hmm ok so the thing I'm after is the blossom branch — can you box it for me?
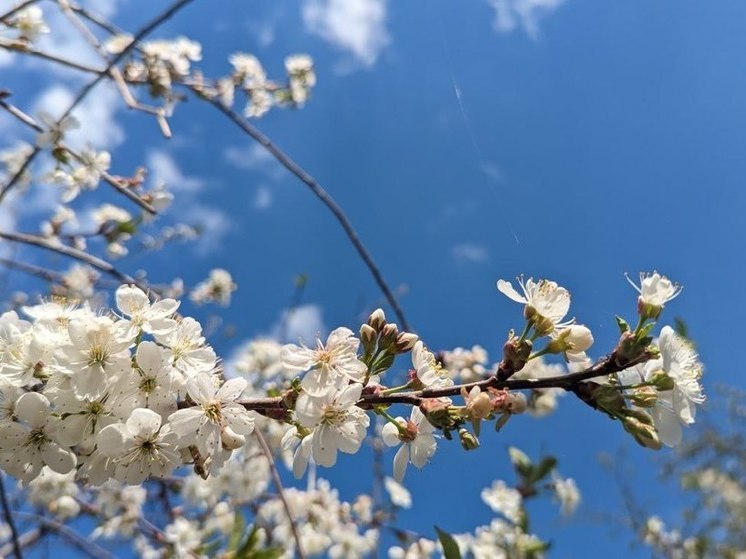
[0,229,144,288]
[13,511,116,559]
[0,97,157,214]
[0,0,194,203]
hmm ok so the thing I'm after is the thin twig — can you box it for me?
[0,229,143,288]
[196,96,413,333]
[0,41,104,73]
[0,98,157,214]
[57,0,172,137]
[0,0,194,202]
[0,0,38,23]
[253,430,306,559]
[13,511,116,559]
[0,528,42,558]
[0,256,65,283]
[0,474,23,559]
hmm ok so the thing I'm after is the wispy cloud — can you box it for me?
[272,304,326,343]
[254,185,273,210]
[486,0,565,39]
[33,83,124,149]
[145,149,231,255]
[302,0,389,68]
[147,150,204,193]
[224,143,285,180]
[452,243,489,263]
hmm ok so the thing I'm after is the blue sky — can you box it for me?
[2,0,745,556]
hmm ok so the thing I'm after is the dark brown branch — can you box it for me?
[235,350,652,412]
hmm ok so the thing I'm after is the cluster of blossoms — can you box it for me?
[0,284,254,484]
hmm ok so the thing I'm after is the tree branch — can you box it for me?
[0,474,22,559]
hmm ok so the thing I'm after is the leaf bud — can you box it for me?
[503,337,532,373]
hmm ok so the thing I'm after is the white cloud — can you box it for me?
[254,185,273,210]
[224,143,285,180]
[147,150,204,193]
[33,83,124,149]
[487,0,565,39]
[181,205,232,256]
[302,0,389,67]
[451,243,489,263]
[272,304,326,343]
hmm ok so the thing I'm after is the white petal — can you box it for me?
[312,425,338,467]
[393,444,410,483]
[497,279,528,304]
[381,421,403,447]
[410,434,436,468]
[294,393,323,428]
[126,408,162,437]
[217,377,248,402]
[116,285,149,316]
[15,392,50,428]
[97,424,127,456]
[42,442,76,474]
[168,408,204,440]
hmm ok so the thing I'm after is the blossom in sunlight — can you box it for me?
[294,383,370,468]
[115,284,179,336]
[97,408,181,484]
[169,374,254,459]
[618,325,704,447]
[0,393,76,483]
[381,407,437,483]
[59,316,134,399]
[627,271,682,319]
[497,276,572,333]
[411,341,453,389]
[282,327,367,396]
[548,323,594,362]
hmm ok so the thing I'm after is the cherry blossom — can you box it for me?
[381,407,437,483]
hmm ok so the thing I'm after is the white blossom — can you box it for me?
[282,327,367,397]
[381,407,437,483]
[497,277,572,332]
[294,383,369,468]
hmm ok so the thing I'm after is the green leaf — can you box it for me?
[435,526,462,559]
[615,315,630,334]
[227,511,246,552]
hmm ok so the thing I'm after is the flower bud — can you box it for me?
[637,297,663,321]
[420,399,455,430]
[360,323,377,354]
[508,446,531,469]
[649,371,675,391]
[629,386,657,408]
[221,426,246,450]
[378,323,399,350]
[367,308,386,332]
[622,415,662,450]
[459,428,480,451]
[394,331,419,353]
[503,337,532,373]
[461,386,493,420]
